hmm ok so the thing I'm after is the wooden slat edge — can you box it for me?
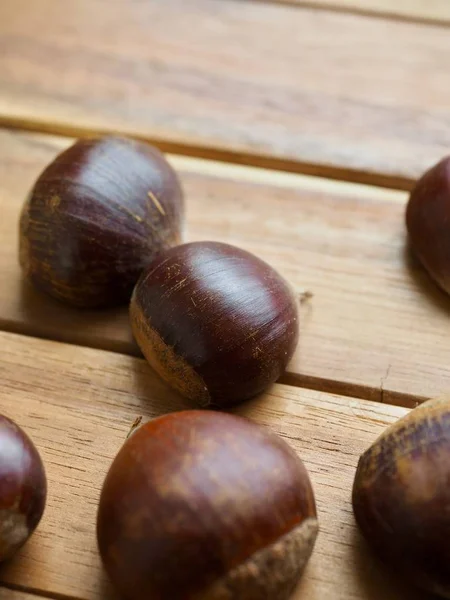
[281,372,422,409]
[0,584,69,600]
[0,111,415,192]
[252,0,450,27]
[171,154,407,201]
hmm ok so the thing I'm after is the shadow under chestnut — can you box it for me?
[352,528,438,600]
[99,571,121,600]
[18,279,140,355]
[404,242,450,317]
[131,357,192,418]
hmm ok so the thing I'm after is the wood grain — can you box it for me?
[0,330,434,600]
[0,589,50,600]
[268,0,450,25]
[0,0,450,187]
[3,129,450,407]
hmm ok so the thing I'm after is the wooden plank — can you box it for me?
[269,0,450,26]
[0,0,450,188]
[2,129,450,407]
[0,330,433,600]
[0,589,50,600]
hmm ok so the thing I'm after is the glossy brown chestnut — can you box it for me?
[97,410,318,600]
[19,136,184,308]
[406,156,450,295]
[0,415,47,561]
[130,241,299,407]
[352,397,450,598]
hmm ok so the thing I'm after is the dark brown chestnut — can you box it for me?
[352,397,450,598]
[97,410,318,600]
[406,156,450,295]
[0,415,47,561]
[19,136,184,308]
[130,241,299,407]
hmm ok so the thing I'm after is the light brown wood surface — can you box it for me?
[0,590,49,600]
[0,330,434,600]
[0,2,448,598]
[2,129,450,407]
[273,0,450,25]
[1,0,450,187]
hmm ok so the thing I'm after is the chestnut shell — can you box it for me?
[0,415,47,561]
[97,410,318,600]
[352,397,450,598]
[406,156,450,295]
[19,136,184,308]
[130,241,299,407]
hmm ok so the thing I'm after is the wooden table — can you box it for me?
[0,1,448,598]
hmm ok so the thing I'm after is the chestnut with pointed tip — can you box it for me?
[130,241,299,407]
[0,415,47,561]
[19,136,184,308]
[352,397,450,598]
[97,410,318,600]
[406,156,450,295]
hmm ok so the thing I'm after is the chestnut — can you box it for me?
[352,397,450,598]
[19,136,184,308]
[0,415,47,561]
[97,410,318,600]
[130,241,299,407]
[406,156,450,295]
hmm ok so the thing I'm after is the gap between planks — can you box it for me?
[0,323,423,410]
[1,0,449,189]
[251,0,450,28]
[0,583,81,600]
[281,372,421,410]
[0,125,408,203]
[0,113,415,192]
[0,315,418,409]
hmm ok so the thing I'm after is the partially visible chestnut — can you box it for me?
[19,136,184,308]
[130,241,299,407]
[0,415,47,561]
[97,410,318,600]
[352,397,450,598]
[406,156,450,295]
